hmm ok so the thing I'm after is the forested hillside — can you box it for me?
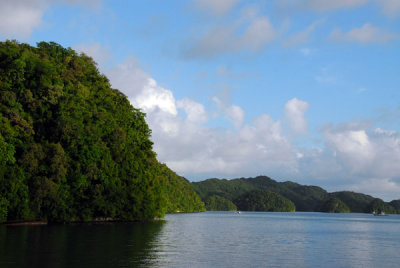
[0,41,204,223]
[192,176,398,213]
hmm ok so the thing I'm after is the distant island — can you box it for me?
[0,41,204,223]
[192,176,400,214]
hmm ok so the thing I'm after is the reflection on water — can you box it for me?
[1,212,400,267]
[0,221,165,268]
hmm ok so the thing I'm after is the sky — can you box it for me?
[1,0,400,201]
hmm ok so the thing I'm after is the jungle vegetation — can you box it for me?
[234,190,295,212]
[319,197,350,213]
[204,195,237,211]
[192,176,399,214]
[0,41,204,223]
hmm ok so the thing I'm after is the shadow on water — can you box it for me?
[0,221,165,268]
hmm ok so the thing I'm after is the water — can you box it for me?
[1,212,400,267]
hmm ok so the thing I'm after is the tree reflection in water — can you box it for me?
[0,221,165,268]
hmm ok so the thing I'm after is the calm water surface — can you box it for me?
[1,212,400,267]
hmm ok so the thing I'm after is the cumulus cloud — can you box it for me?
[104,55,400,200]
[325,129,374,174]
[212,97,245,129]
[297,123,400,200]
[0,0,102,39]
[106,59,178,117]
[105,58,299,179]
[194,0,241,16]
[329,23,398,43]
[284,98,309,134]
[177,98,208,124]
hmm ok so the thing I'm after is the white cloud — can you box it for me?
[284,98,309,134]
[0,0,102,39]
[105,56,400,201]
[106,59,177,117]
[329,23,398,43]
[194,0,241,16]
[310,124,400,192]
[376,0,400,17]
[0,0,45,39]
[131,78,178,116]
[325,129,374,173]
[106,58,299,179]
[177,98,208,123]
[212,97,245,129]
[227,105,245,129]
[295,123,400,200]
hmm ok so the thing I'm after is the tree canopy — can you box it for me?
[0,41,204,222]
[234,190,295,212]
[204,195,237,211]
[192,176,398,214]
[319,197,350,213]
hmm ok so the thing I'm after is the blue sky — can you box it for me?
[1,0,400,200]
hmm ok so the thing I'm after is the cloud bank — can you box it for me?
[100,54,400,201]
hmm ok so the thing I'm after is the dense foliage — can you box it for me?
[319,197,350,213]
[234,190,295,212]
[389,200,400,213]
[327,191,372,213]
[192,176,398,213]
[159,164,205,213]
[204,195,237,211]
[365,198,396,214]
[0,41,204,222]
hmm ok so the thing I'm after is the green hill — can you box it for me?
[0,41,204,223]
[328,191,375,213]
[365,198,396,214]
[389,200,400,213]
[192,176,328,212]
[192,176,398,213]
[234,190,295,212]
[319,197,350,213]
[204,195,237,211]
